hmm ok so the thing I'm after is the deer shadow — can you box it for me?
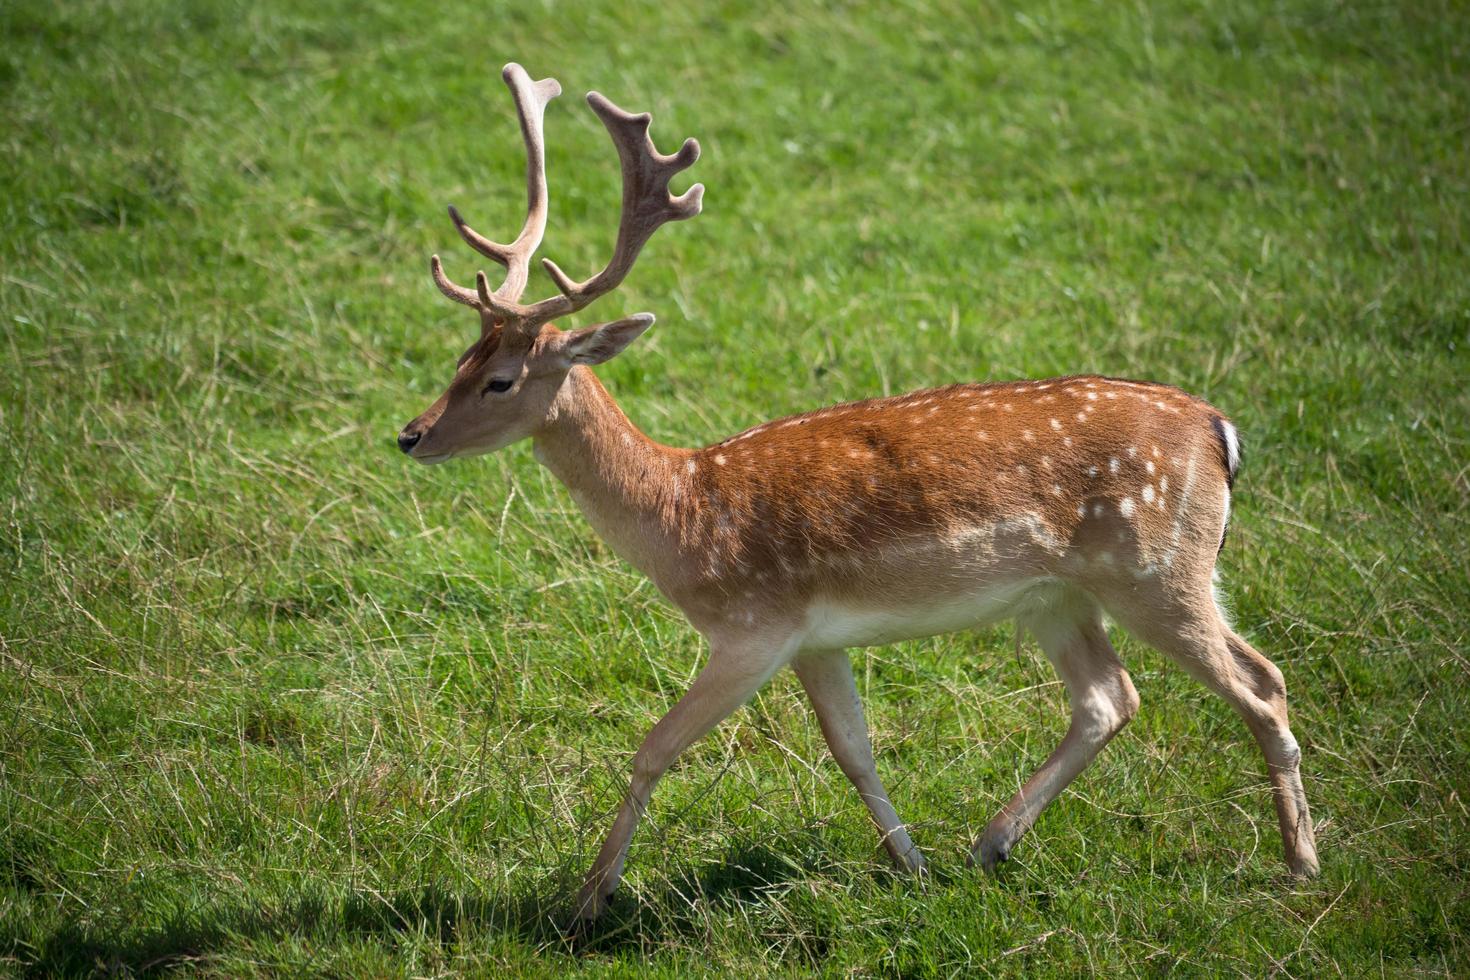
[19,838,876,976]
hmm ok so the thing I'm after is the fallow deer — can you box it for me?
[397,64,1320,922]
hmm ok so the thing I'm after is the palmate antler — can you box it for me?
[431,64,703,337]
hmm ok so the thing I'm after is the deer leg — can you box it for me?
[792,649,925,874]
[973,602,1139,870]
[1121,601,1320,877]
[574,637,792,922]
[1221,630,1319,876]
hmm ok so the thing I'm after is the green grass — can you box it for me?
[2,0,1467,974]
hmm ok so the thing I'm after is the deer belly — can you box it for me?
[801,579,1045,649]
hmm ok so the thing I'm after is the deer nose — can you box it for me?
[397,428,422,454]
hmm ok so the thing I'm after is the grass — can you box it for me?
[2,0,1468,974]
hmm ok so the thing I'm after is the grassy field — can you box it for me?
[3,0,1468,974]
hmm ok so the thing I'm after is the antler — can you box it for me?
[509,94,704,327]
[431,68,703,335]
[430,63,561,314]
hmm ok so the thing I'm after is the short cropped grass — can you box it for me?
[2,0,1468,975]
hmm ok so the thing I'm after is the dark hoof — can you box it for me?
[567,884,614,934]
[972,834,1011,872]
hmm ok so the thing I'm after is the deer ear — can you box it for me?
[559,313,655,365]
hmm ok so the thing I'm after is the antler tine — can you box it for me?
[430,254,480,308]
[437,63,562,313]
[537,91,704,313]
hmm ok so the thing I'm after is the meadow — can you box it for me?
[2,0,1467,975]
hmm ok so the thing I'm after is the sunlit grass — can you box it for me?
[2,0,1468,974]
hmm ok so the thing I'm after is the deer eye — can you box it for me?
[482,378,514,395]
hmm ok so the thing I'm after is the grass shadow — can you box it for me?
[570,838,843,953]
[16,838,855,975]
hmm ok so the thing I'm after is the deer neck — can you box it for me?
[531,365,689,582]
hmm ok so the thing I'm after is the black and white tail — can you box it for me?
[1211,415,1241,554]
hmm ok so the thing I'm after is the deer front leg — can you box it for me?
[792,649,925,874]
[575,637,792,923]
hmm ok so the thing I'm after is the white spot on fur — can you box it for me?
[1127,446,1137,457]
[1076,412,1088,422]
[1063,436,1073,447]
[686,459,697,475]
[1109,457,1120,474]
[1022,430,1034,442]
[1086,391,1098,401]
[1076,503,1086,517]
[1105,391,1117,399]
[1052,483,1063,496]
[1142,485,1155,504]
[1146,460,1155,474]
[1092,502,1105,517]
[1087,465,1099,477]
[1050,418,1062,431]
[1119,497,1135,517]
[714,453,727,465]
[1159,476,1169,493]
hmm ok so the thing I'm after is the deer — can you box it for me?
[396,64,1321,923]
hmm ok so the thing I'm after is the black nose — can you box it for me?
[397,429,422,454]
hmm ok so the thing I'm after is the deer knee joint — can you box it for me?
[1276,731,1302,770]
[1115,676,1140,727]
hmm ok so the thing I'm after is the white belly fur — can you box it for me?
[800,577,1066,650]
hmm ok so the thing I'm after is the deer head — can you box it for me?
[396,64,703,464]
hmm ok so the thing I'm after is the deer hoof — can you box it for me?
[972,833,1011,872]
[896,847,929,877]
[571,884,612,927]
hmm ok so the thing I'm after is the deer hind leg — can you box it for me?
[793,649,925,874]
[1111,594,1320,878]
[575,635,794,923]
[1223,630,1320,876]
[973,592,1139,870]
